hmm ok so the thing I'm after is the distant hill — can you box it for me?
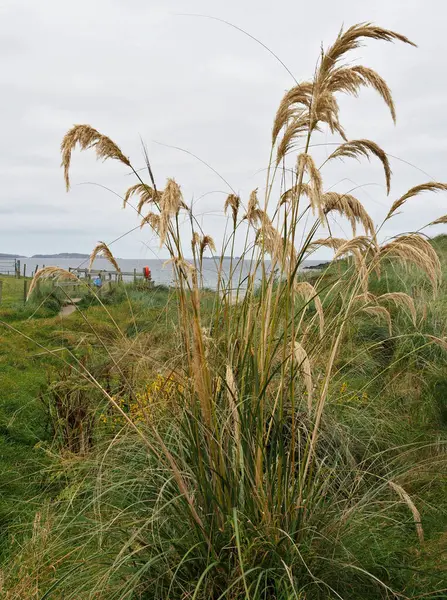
[31,253,90,259]
[0,253,26,258]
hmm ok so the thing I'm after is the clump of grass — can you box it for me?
[6,21,447,599]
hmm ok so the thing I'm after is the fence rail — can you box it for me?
[0,258,20,277]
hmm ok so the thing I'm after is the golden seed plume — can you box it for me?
[160,178,188,216]
[327,139,392,194]
[257,218,296,265]
[224,194,240,227]
[27,267,78,300]
[191,231,201,252]
[380,234,441,291]
[273,24,414,163]
[280,183,312,206]
[140,212,161,231]
[319,23,416,82]
[200,235,216,259]
[89,241,120,273]
[426,214,447,227]
[61,124,130,191]
[297,153,324,220]
[388,480,424,543]
[322,192,375,237]
[378,292,417,326]
[157,178,188,248]
[123,183,161,212]
[308,237,348,252]
[332,236,376,261]
[386,182,447,220]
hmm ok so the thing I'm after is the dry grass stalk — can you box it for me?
[61,124,130,190]
[378,292,417,326]
[322,192,375,236]
[225,365,241,447]
[89,241,120,273]
[291,341,313,411]
[123,183,160,212]
[327,139,391,194]
[294,281,325,338]
[308,236,347,252]
[388,480,424,543]
[27,267,78,299]
[386,182,447,220]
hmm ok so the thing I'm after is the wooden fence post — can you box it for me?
[23,263,26,278]
[23,279,28,303]
[0,280,3,305]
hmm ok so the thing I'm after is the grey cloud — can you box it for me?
[1,0,447,259]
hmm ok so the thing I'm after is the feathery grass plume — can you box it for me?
[61,124,130,191]
[123,183,160,212]
[388,481,424,543]
[308,237,348,253]
[294,281,325,338]
[243,189,271,227]
[191,231,201,254]
[297,153,324,220]
[328,66,397,123]
[257,218,296,265]
[156,178,188,247]
[274,24,414,162]
[426,214,447,227]
[362,305,392,335]
[327,139,392,194]
[386,182,447,220]
[275,113,313,163]
[224,194,240,227]
[318,23,416,80]
[333,235,376,261]
[140,212,160,231]
[163,256,196,281]
[272,81,314,143]
[280,183,312,205]
[322,192,375,236]
[89,241,121,273]
[380,234,442,290]
[290,341,313,411]
[27,267,78,299]
[378,292,417,326]
[353,292,377,304]
[199,235,216,262]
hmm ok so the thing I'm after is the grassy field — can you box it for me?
[1,21,447,600]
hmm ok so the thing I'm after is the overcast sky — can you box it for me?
[1,0,446,259]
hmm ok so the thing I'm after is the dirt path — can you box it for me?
[58,298,82,317]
